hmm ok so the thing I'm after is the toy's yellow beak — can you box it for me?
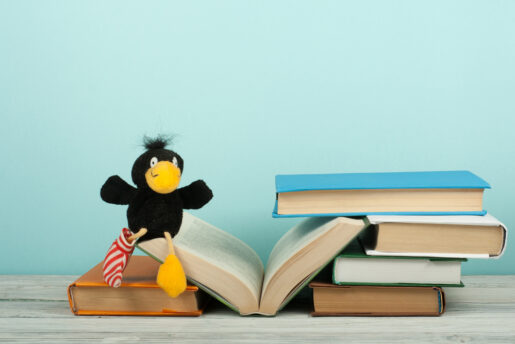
[145,161,181,194]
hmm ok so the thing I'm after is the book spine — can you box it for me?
[67,284,78,315]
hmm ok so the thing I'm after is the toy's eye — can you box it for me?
[150,157,158,167]
[172,157,178,167]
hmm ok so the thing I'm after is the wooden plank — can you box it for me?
[2,275,514,301]
[0,333,514,344]
[1,299,515,319]
[0,275,76,301]
[0,317,514,342]
[0,275,514,343]
[1,316,515,333]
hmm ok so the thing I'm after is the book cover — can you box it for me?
[68,256,207,316]
[332,239,465,287]
[276,170,490,193]
[310,282,445,316]
[363,214,508,259]
[273,170,489,217]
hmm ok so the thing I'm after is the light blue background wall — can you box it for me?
[1,1,514,274]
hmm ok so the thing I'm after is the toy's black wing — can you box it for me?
[100,175,137,205]
[178,180,213,209]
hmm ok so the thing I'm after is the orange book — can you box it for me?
[68,256,207,316]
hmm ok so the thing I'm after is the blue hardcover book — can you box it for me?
[273,170,489,218]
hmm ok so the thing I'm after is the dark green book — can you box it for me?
[332,239,465,287]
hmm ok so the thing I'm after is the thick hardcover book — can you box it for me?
[309,282,445,316]
[137,212,366,316]
[362,214,507,258]
[333,240,464,287]
[273,170,489,217]
[68,256,207,316]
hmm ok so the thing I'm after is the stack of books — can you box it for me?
[273,170,507,316]
[68,170,506,317]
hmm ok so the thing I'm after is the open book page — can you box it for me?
[262,217,335,291]
[259,217,365,315]
[137,212,264,314]
[175,213,265,300]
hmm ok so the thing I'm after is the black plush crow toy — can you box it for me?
[101,135,213,241]
[99,135,213,297]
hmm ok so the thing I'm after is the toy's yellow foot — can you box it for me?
[157,254,187,298]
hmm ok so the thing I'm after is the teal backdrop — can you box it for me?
[1,1,514,275]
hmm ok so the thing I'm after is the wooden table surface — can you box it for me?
[1,275,514,343]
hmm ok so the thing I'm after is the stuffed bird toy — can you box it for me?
[100,135,213,297]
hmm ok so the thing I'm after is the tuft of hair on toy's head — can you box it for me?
[142,134,175,150]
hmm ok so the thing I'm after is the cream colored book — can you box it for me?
[137,212,365,316]
[362,214,508,258]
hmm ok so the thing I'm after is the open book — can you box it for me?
[137,212,365,316]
